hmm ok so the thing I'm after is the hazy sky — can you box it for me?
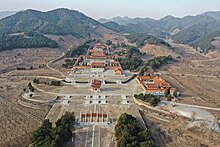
[1,0,220,19]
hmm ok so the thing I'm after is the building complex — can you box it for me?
[136,75,176,96]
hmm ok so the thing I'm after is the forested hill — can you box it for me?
[126,33,171,47]
[99,12,220,53]
[0,8,103,38]
[2,8,220,53]
[0,8,112,51]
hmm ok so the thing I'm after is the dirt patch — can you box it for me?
[140,44,179,57]
[157,42,220,109]
[0,78,50,146]
[142,109,220,147]
[0,48,63,73]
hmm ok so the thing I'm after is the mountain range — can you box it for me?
[99,11,220,52]
[0,8,109,38]
[1,9,220,53]
[0,8,114,51]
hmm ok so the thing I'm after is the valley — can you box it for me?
[0,8,220,147]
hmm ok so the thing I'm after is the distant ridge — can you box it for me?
[0,11,17,20]
[0,8,105,38]
[200,11,220,20]
[99,12,220,52]
[0,8,114,51]
[1,8,220,53]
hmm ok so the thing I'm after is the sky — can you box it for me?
[1,0,220,19]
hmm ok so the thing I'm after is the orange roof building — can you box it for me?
[72,44,123,73]
[136,76,176,96]
[91,80,102,92]
[87,49,106,59]
[91,62,105,68]
[114,67,122,75]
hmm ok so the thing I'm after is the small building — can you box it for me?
[91,62,105,68]
[91,62,105,72]
[87,49,106,59]
[136,76,177,96]
[91,80,102,92]
[72,44,123,74]
[114,67,122,75]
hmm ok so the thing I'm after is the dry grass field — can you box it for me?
[140,44,179,57]
[0,48,62,74]
[0,37,81,146]
[136,38,220,111]
[159,42,220,109]
[0,73,59,146]
[0,35,220,146]
[0,77,51,146]
[136,39,220,146]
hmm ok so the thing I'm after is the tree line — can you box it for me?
[173,22,220,53]
[146,55,174,69]
[119,57,142,71]
[126,33,171,47]
[118,45,143,71]
[134,93,161,106]
[0,33,58,51]
[62,59,77,68]
[115,113,153,147]
[30,112,75,147]
[65,39,96,58]
[33,78,61,86]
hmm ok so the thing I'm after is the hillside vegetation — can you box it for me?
[103,21,127,33]
[0,9,101,38]
[145,55,174,69]
[65,39,96,57]
[0,8,107,51]
[173,23,220,52]
[30,112,75,147]
[100,14,220,53]
[115,113,153,147]
[118,46,143,71]
[1,8,220,52]
[0,33,58,51]
[134,93,161,106]
[126,33,171,47]
[139,55,174,75]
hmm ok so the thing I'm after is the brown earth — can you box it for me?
[140,44,179,57]
[0,77,51,146]
[0,36,81,146]
[142,108,220,147]
[158,41,220,108]
[0,34,220,147]
[139,39,220,146]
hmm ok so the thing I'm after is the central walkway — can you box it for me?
[47,44,143,147]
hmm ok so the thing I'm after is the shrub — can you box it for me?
[30,112,75,147]
[115,113,153,147]
[51,80,61,86]
[134,93,161,106]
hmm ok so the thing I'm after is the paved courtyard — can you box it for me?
[46,66,143,147]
